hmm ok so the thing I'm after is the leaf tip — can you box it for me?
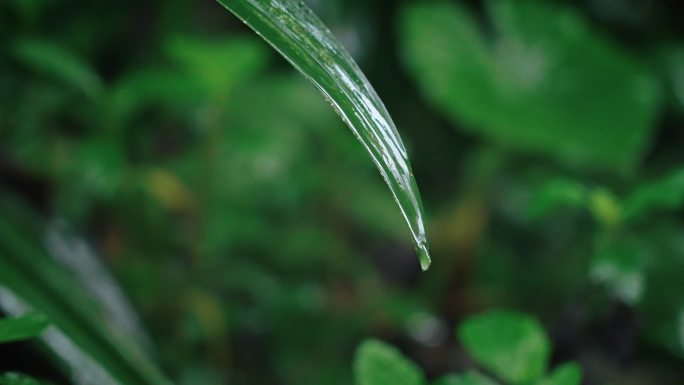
[417,244,431,271]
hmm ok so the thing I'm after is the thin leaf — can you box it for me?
[0,373,47,385]
[0,195,171,385]
[9,39,103,98]
[0,313,49,344]
[215,0,431,269]
[45,221,157,352]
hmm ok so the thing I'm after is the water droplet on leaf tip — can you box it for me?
[418,247,431,271]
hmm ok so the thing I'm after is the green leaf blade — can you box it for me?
[9,39,103,98]
[0,197,172,385]
[215,0,431,269]
[354,339,425,385]
[0,373,46,385]
[623,168,684,221]
[458,311,551,384]
[0,313,49,344]
[399,1,662,172]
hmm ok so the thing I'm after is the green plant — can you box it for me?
[217,0,431,269]
[527,167,684,358]
[396,0,684,367]
[354,311,581,385]
[2,0,684,383]
[399,0,661,173]
[0,0,429,384]
[0,314,50,384]
[0,314,48,345]
[0,373,47,385]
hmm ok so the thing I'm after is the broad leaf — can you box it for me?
[400,0,661,172]
[0,313,49,344]
[458,311,550,384]
[0,195,171,385]
[215,0,431,269]
[354,339,425,385]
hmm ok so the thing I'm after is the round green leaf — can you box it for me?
[458,311,550,384]
[354,339,425,385]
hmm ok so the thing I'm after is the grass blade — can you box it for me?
[0,195,171,385]
[216,0,431,269]
[0,313,49,344]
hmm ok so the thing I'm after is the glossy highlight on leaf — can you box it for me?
[215,0,431,269]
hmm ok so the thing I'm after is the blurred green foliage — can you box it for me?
[435,372,499,385]
[0,314,48,344]
[354,339,424,385]
[0,373,48,385]
[400,0,661,172]
[1,0,684,384]
[354,311,581,385]
[458,311,550,384]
